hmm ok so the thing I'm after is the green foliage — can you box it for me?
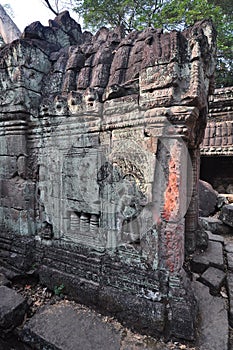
[157,0,222,29]
[73,0,233,87]
[158,0,233,87]
[31,263,38,270]
[54,283,65,296]
[74,0,164,32]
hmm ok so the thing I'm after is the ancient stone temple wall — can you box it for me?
[0,12,216,340]
[200,87,233,192]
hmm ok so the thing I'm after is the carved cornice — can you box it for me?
[201,87,233,156]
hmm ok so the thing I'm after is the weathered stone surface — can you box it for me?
[227,273,233,327]
[217,194,229,209]
[220,204,233,228]
[0,273,11,287]
[227,185,233,194]
[199,266,225,295]
[199,216,233,235]
[169,300,196,341]
[193,281,228,350]
[0,335,31,350]
[0,266,20,280]
[225,243,233,253]
[0,286,28,330]
[207,230,224,243]
[22,303,121,350]
[227,253,233,272]
[191,241,224,273]
[0,12,217,341]
[199,180,218,217]
[196,227,209,250]
[99,285,166,337]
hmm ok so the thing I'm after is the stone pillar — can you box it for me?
[158,137,188,274]
[0,113,35,235]
[185,148,200,252]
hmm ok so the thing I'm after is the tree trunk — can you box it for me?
[0,4,21,44]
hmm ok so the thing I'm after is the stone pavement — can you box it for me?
[191,230,232,350]
[193,280,228,350]
[1,229,233,349]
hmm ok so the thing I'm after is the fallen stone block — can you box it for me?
[199,216,233,235]
[191,241,224,273]
[0,286,28,330]
[198,266,225,295]
[220,204,233,228]
[22,303,122,350]
[199,180,218,217]
[192,281,228,350]
[207,231,224,243]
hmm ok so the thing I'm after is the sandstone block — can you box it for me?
[0,286,28,330]
[199,180,218,217]
[22,303,121,350]
[207,231,224,243]
[199,266,225,295]
[191,241,224,273]
[193,281,228,350]
[199,216,233,235]
[220,204,233,228]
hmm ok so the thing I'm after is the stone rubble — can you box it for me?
[199,180,218,217]
[220,204,233,228]
[190,231,231,350]
[198,266,226,295]
[0,278,196,350]
[191,240,224,273]
[199,216,233,235]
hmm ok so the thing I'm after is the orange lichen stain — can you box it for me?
[163,158,179,221]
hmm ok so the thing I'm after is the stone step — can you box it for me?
[0,286,28,331]
[207,231,224,244]
[192,281,228,350]
[191,240,224,273]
